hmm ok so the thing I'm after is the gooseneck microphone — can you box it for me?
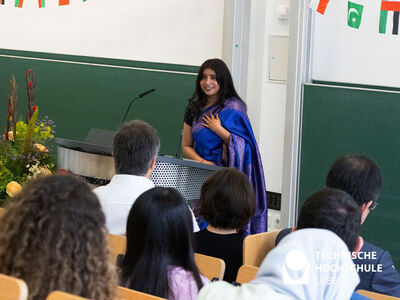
[121,89,156,124]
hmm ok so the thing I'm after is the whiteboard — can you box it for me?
[311,0,400,88]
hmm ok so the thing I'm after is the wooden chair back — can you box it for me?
[356,290,400,300]
[0,273,28,300]
[0,207,6,218]
[235,265,259,284]
[107,233,126,263]
[46,291,89,300]
[194,253,225,281]
[243,230,281,267]
[118,286,166,300]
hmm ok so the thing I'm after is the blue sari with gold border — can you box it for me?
[192,97,268,235]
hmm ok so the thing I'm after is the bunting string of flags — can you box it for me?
[0,0,87,7]
[310,0,400,35]
[310,0,331,15]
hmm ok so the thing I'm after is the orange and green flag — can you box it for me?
[38,0,45,8]
[15,0,23,7]
[59,0,69,5]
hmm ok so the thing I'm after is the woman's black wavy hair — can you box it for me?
[188,58,243,120]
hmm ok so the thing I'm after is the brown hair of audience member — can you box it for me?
[0,174,117,300]
[200,168,256,230]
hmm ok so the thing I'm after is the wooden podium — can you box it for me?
[56,138,221,202]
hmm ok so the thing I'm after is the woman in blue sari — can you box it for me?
[182,58,267,235]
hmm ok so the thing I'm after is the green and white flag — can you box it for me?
[347,1,364,29]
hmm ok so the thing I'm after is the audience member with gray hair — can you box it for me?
[94,120,199,235]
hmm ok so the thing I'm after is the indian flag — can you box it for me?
[38,0,45,8]
[310,0,331,15]
[59,0,69,5]
[14,0,23,7]
[379,1,400,34]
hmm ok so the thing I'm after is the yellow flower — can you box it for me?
[6,181,22,197]
[39,167,52,176]
[34,143,48,153]
[7,131,14,141]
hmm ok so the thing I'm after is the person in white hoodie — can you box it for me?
[197,228,360,300]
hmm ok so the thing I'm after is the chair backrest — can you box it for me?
[46,291,89,300]
[243,230,281,267]
[118,286,166,300]
[0,207,6,218]
[107,233,127,263]
[194,253,225,281]
[108,234,225,280]
[0,273,28,300]
[356,290,400,300]
[235,265,259,284]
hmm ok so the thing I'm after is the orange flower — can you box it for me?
[7,131,14,141]
[6,181,22,197]
[34,143,48,153]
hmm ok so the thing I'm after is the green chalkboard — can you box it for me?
[300,83,400,267]
[0,49,199,155]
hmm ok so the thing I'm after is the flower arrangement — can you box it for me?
[0,70,56,204]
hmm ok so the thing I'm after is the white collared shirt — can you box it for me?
[93,174,199,235]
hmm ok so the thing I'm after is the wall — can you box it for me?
[0,0,290,195]
[312,0,400,88]
[0,0,225,155]
[0,0,224,66]
[246,0,290,194]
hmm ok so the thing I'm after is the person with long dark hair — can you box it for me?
[182,58,267,234]
[119,187,208,300]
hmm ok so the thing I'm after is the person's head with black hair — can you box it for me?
[120,187,204,298]
[297,187,361,251]
[189,58,244,120]
[113,119,160,177]
[326,154,382,223]
[200,168,256,231]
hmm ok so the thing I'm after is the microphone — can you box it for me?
[121,89,156,124]
[139,88,155,98]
